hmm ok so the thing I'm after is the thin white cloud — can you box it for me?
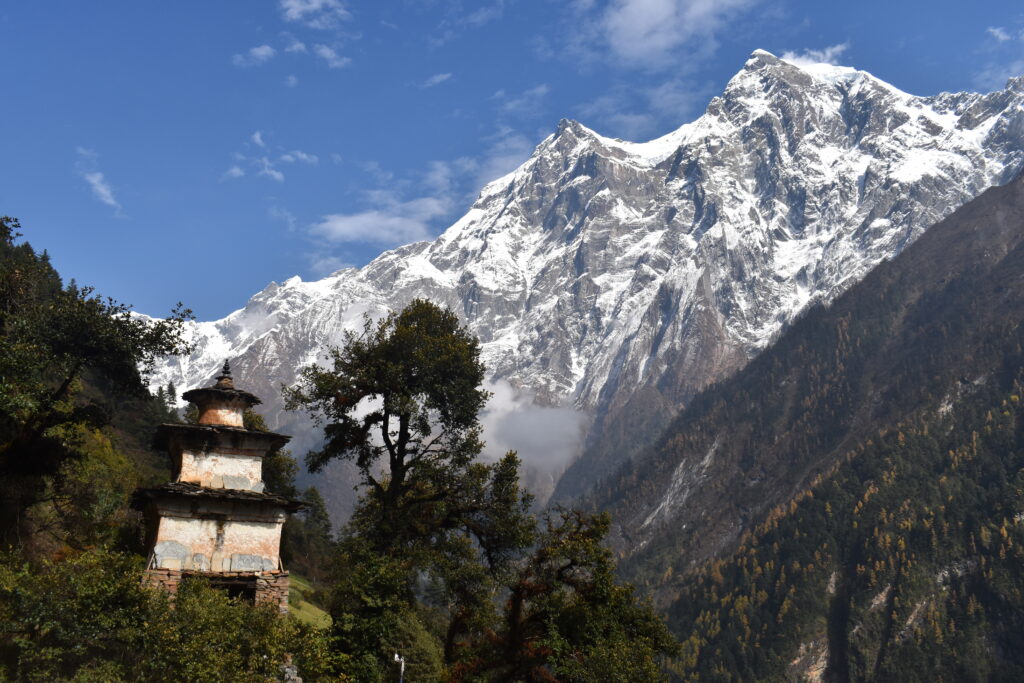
[310,195,450,246]
[579,91,654,139]
[280,150,319,164]
[82,172,120,210]
[284,36,308,53]
[314,44,351,69]
[975,27,1024,91]
[360,160,394,184]
[422,159,458,194]
[279,0,351,29]
[270,206,298,231]
[592,0,759,69]
[646,77,711,117]
[987,26,1012,42]
[577,74,715,143]
[421,72,453,88]
[417,127,533,191]
[232,45,276,67]
[303,128,538,278]
[285,74,299,87]
[227,133,320,183]
[975,58,1024,91]
[75,147,122,214]
[222,165,246,180]
[308,253,352,276]
[474,127,534,186]
[258,157,285,182]
[480,379,588,482]
[495,84,551,118]
[431,0,509,47]
[464,0,508,27]
[781,43,850,67]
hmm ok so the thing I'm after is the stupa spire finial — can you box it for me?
[214,360,234,389]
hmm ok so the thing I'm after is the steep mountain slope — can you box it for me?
[150,51,1024,516]
[633,174,1024,681]
[596,171,1024,600]
[669,368,1024,681]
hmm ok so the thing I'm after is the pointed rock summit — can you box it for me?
[149,51,1024,515]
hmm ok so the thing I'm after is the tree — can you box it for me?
[287,300,535,677]
[0,548,335,681]
[463,509,679,682]
[287,300,677,680]
[0,216,193,547]
[285,298,494,551]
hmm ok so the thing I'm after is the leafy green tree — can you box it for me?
[285,298,495,551]
[459,509,678,682]
[0,548,337,681]
[288,300,676,680]
[0,217,193,547]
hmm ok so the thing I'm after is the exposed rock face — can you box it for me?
[150,51,1024,517]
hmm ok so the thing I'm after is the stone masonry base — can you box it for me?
[143,568,290,614]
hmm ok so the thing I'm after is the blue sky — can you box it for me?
[2,0,1023,319]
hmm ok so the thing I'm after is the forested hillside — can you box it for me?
[0,218,337,680]
[668,344,1024,680]
[588,174,1024,677]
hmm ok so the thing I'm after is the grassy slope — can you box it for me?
[289,573,331,628]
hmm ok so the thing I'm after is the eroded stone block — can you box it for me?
[222,474,251,490]
[230,553,265,571]
[154,540,189,569]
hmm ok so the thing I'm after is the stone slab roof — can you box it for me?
[132,481,304,513]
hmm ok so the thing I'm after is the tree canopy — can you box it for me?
[287,299,677,680]
[0,216,193,548]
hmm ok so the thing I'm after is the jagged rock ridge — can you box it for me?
[150,50,1024,516]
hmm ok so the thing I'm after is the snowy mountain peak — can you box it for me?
[150,52,1024,514]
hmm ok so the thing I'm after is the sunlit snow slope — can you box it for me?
[151,51,1024,514]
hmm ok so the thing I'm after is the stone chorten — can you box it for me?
[133,361,301,611]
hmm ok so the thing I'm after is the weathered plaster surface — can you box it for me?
[198,403,245,427]
[179,450,264,491]
[153,515,282,572]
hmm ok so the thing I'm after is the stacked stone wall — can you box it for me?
[255,571,290,613]
[142,567,184,595]
[142,568,290,613]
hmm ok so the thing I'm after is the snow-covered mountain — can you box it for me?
[150,50,1024,515]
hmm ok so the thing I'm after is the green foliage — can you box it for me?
[585,174,1024,680]
[0,216,193,548]
[289,300,676,680]
[0,548,336,681]
[44,426,137,549]
[601,175,1024,594]
[284,299,483,471]
[460,509,679,682]
[0,218,348,680]
[243,409,300,498]
[289,574,332,628]
[664,363,1024,681]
